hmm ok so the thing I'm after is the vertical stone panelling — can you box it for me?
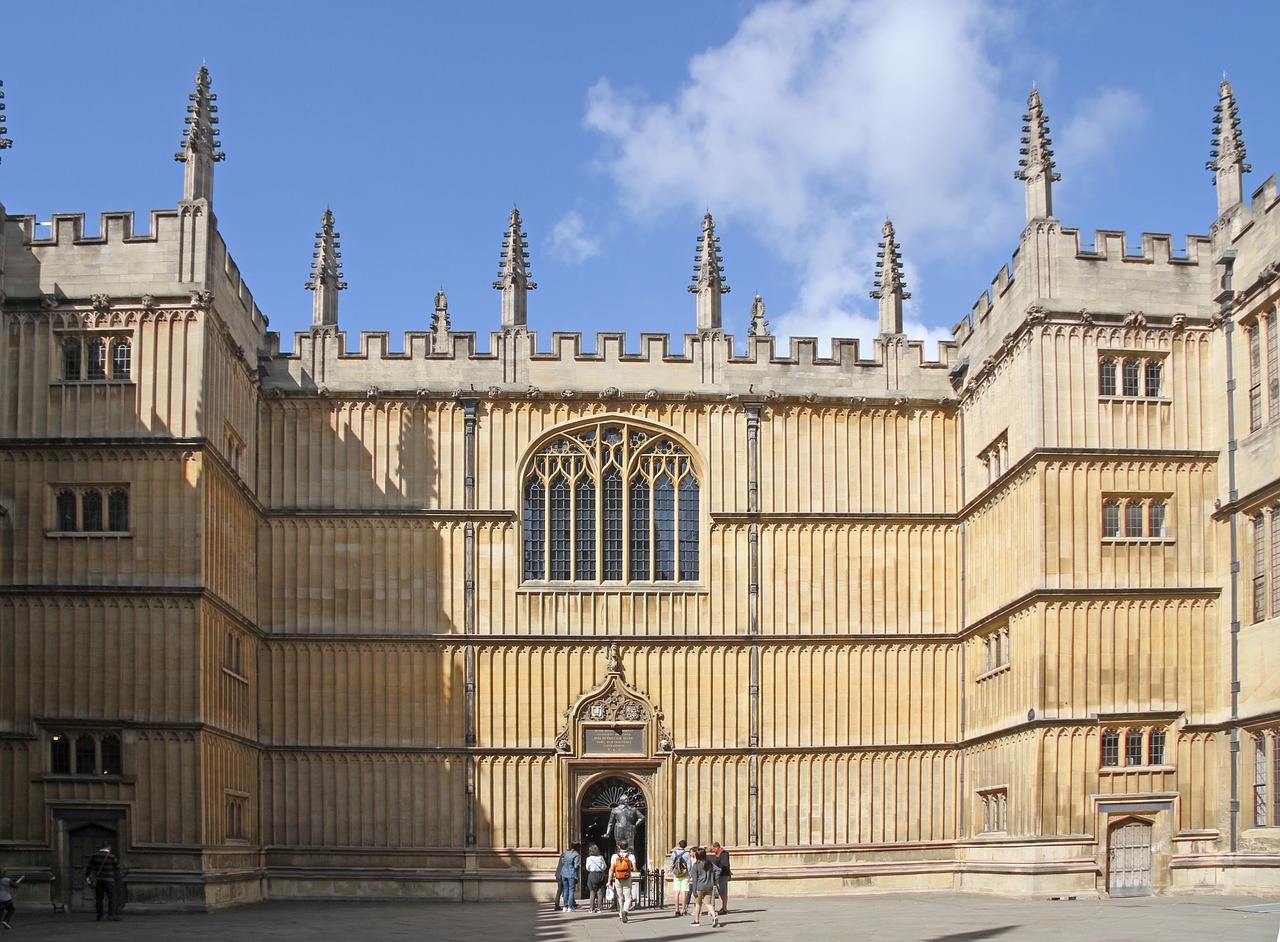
[758,643,959,748]
[259,641,466,748]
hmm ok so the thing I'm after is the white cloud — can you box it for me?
[548,211,603,264]
[1058,88,1144,168]
[585,0,1020,343]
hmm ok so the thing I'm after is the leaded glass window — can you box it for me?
[1102,501,1120,538]
[56,490,77,531]
[1125,729,1144,766]
[81,489,103,532]
[62,340,82,380]
[86,339,108,379]
[75,734,96,774]
[523,421,700,583]
[107,489,129,532]
[1099,358,1117,396]
[1122,358,1141,397]
[111,340,131,380]
[1125,501,1144,538]
[1101,730,1120,767]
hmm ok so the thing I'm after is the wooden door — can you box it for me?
[1107,818,1153,897]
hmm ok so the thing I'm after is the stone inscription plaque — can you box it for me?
[584,726,645,756]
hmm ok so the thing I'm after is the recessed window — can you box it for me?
[56,334,134,383]
[523,421,700,584]
[979,788,1008,833]
[1101,726,1171,770]
[1100,353,1166,400]
[1103,496,1171,541]
[49,730,124,777]
[51,486,130,534]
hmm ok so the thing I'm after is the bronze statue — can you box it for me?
[603,794,644,851]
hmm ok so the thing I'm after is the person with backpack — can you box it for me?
[609,840,638,923]
[554,842,581,912]
[668,839,692,917]
[689,846,721,928]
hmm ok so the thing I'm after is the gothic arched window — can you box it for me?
[523,421,700,583]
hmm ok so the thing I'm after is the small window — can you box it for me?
[1099,358,1117,396]
[75,734,96,774]
[111,340,131,380]
[1101,730,1120,767]
[1103,501,1120,538]
[1122,358,1141,397]
[62,340,82,381]
[56,490,78,531]
[50,734,71,774]
[1144,360,1162,397]
[1148,501,1166,538]
[1125,501,1144,538]
[107,489,129,532]
[101,735,122,775]
[81,489,104,532]
[86,339,108,380]
[1148,729,1166,766]
[1125,729,1144,766]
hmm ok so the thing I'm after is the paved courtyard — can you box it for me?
[2,892,1279,942]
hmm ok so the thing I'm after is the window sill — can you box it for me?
[976,663,1011,682]
[51,379,135,387]
[1101,537,1174,545]
[46,531,132,538]
[1098,395,1168,403]
[38,773,134,784]
[518,582,706,593]
[1099,764,1175,775]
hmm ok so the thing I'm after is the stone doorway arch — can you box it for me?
[579,774,650,869]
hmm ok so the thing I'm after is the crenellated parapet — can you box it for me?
[262,326,960,402]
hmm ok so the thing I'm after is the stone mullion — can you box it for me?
[461,398,478,850]
[746,403,761,845]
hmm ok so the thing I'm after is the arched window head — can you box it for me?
[523,420,700,584]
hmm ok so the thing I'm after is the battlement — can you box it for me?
[1,206,266,340]
[952,223,1216,359]
[262,327,960,400]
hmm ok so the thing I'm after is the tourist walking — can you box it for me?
[669,839,692,916]
[555,842,580,912]
[710,840,731,913]
[584,844,608,912]
[689,846,721,927]
[83,843,121,922]
[0,868,24,929]
[609,840,638,923]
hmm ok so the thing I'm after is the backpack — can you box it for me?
[612,854,633,880]
[671,853,689,878]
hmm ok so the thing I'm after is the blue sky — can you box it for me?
[3,1,1278,356]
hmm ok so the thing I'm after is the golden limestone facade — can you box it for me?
[0,72,1278,911]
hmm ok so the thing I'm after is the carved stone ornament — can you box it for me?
[526,385,542,399]
[1209,310,1228,329]
[189,290,214,310]
[602,386,621,399]
[1261,260,1280,284]
[1124,310,1147,328]
[366,386,380,399]
[645,389,659,400]
[1171,312,1187,332]
[1078,308,1094,327]
[486,385,501,398]
[140,294,157,312]
[40,294,57,311]
[90,293,111,313]
[1025,305,1047,324]
[561,388,577,399]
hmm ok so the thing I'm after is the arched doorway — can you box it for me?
[580,776,649,870]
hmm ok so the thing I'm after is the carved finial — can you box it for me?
[1208,76,1251,215]
[689,211,730,332]
[306,208,346,328]
[432,286,451,335]
[0,80,12,162]
[870,218,911,334]
[747,294,770,337]
[174,65,224,204]
[494,207,536,329]
[1014,87,1060,222]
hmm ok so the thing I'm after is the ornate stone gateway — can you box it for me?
[559,644,671,870]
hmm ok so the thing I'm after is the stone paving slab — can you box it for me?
[1,893,1277,941]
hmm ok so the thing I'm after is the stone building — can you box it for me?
[0,70,1277,911]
